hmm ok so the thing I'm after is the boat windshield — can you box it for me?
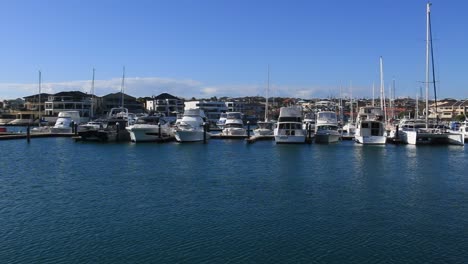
[226,113,242,119]
[316,125,338,131]
[136,116,163,125]
[257,122,273,130]
[318,112,337,121]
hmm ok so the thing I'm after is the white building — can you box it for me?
[146,93,184,118]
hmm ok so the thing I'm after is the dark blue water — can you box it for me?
[1,138,467,263]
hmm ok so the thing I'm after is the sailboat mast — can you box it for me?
[428,2,438,124]
[121,66,125,108]
[391,79,395,119]
[265,65,270,122]
[349,81,353,124]
[38,70,42,126]
[425,2,431,128]
[372,82,375,107]
[91,68,95,119]
[379,56,386,123]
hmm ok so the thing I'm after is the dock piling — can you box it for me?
[158,123,162,139]
[27,124,30,143]
[203,122,207,143]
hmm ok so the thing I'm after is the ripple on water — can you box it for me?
[0,139,467,263]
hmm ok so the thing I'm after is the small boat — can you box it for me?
[315,111,341,143]
[78,108,131,142]
[274,106,306,144]
[174,109,209,142]
[50,111,81,133]
[254,121,275,136]
[126,115,172,142]
[222,112,246,136]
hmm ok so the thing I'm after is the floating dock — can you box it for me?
[0,132,75,140]
[211,134,249,140]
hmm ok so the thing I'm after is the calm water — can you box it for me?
[1,138,467,263]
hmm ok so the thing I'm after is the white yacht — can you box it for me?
[50,111,81,133]
[341,123,356,137]
[222,112,246,136]
[126,115,172,142]
[354,106,387,145]
[274,106,306,143]
[174,109,209,142]
[253,121,275,136]
[315,111,341,143]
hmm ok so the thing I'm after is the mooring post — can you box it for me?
[116,122,120,142]
[203,122,207,143]
[158,122,162,139]
[27,124,31,143]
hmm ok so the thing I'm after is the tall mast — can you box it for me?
[121,66,125,108]
[391,79,395,119]
[416,89,419,118]
[90,68,95,119]
[428,2,438,124]
[425,2,431,128]
[38,70,42,126]
[379,56,387,123]
[265,64,270,122]
[349,81,353,124]
[339,82,343,123]
[372,82,375,107]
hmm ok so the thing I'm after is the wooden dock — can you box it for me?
[211,134,249,140]
[0,132,75,140]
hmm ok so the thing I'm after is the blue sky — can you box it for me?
[0,0,467,100]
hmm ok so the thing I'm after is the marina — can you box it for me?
[1,1,468,263]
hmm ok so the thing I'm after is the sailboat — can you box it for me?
[31,71,51,133]
[398,3,463,145]
[254,65,275,136]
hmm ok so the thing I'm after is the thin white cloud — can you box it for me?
[0,76,370,100]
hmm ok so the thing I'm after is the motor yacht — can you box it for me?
[315,111,341,143]
[274,106,306,143]
[174,109,209,142]
[354,106,387,144]
[222,112,246,136]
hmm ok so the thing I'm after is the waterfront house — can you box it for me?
[146,93,184,118]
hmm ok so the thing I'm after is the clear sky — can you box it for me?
[0,0,467,100]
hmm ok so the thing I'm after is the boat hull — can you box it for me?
[222,128,247,136]
[274,135,306,144]
[50,127,73,134]
[314,132,341,144]
[175,130,209,142]
[401,130,464,145]
[355,135,386,145]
